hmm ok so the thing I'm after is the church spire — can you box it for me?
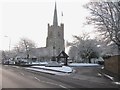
[53,2,58,26]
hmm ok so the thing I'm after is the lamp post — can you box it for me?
[4,36,11,53]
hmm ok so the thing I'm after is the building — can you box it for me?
[46,3,65,57]
[30,2,65,61]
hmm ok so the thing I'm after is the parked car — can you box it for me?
[97,57,104,65]
[9,61,15,65]
[97,61,104,65]
[3,60,9,65]
[15,58,32,67]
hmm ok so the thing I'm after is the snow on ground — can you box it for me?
[27,62,100,75]
[97,73,102,77]
[40,62,48,65]
[101,66,104,69]
[104,74,114,81]
[31,62,39,64]
[113,82,120,85]
[68,63,99,67]
[26,67,71,75]
[12,66,20,68]
[31,66,73,73]
[31,62,48,65]
[31,62,100,67]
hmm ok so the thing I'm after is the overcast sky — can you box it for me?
[0,0,95,52]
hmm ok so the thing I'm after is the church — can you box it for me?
[30,3,65,61]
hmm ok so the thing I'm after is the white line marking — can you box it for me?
[20,73,24,76]
[112,82,120,85]
[34,77,40,82]
[46,81,58,86]
[104,74,114,81]
[4,65,8,66]
[12,66,19,68]
[59,85,68,89]
[34,77,68,89]
[97,73,102,76]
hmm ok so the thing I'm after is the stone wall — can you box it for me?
[104,55,120,75]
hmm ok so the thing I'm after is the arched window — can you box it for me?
[50,32,52,37]
[58,32,60,37]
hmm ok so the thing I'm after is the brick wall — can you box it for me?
[104,55,120,75]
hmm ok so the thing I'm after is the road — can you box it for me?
[1,64,119,89]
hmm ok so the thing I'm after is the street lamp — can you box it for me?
[4,36,11,53]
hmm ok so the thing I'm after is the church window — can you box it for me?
[53,46,55,49]
[58,48,60,52]
[50,32,52,37]
[58,32,60,37]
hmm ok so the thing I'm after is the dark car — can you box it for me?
[97,61,104,65]
[3,60,9,65]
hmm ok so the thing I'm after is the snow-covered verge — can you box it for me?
[68,63,99,67]
[113,82,120,85]
[31,66,73,73]
[104,74,114,81]
[103,74,120,85]
[26,67,70,75]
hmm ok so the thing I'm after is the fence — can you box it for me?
[104,55,120,78]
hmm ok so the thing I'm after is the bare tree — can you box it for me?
[13,45,20,54]
[1,51,7,62]
[84,1,120,54]
[17,38,36,59]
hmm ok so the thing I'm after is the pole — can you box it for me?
[4,36,11,60]
[9,38,11,53]
[61,12,63,24]
[4,36,11,52]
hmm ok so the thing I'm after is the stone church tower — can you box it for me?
[46,3,65,57]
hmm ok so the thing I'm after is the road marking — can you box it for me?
[97,73,102,76]
[34,77,41,82]
[104,74,114,81]
[12,66,19,68]
[4,65,8,66]
[45,81,58,86]
[20,73,24,76]
[59,85,68,89]
[34,77,68,89]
